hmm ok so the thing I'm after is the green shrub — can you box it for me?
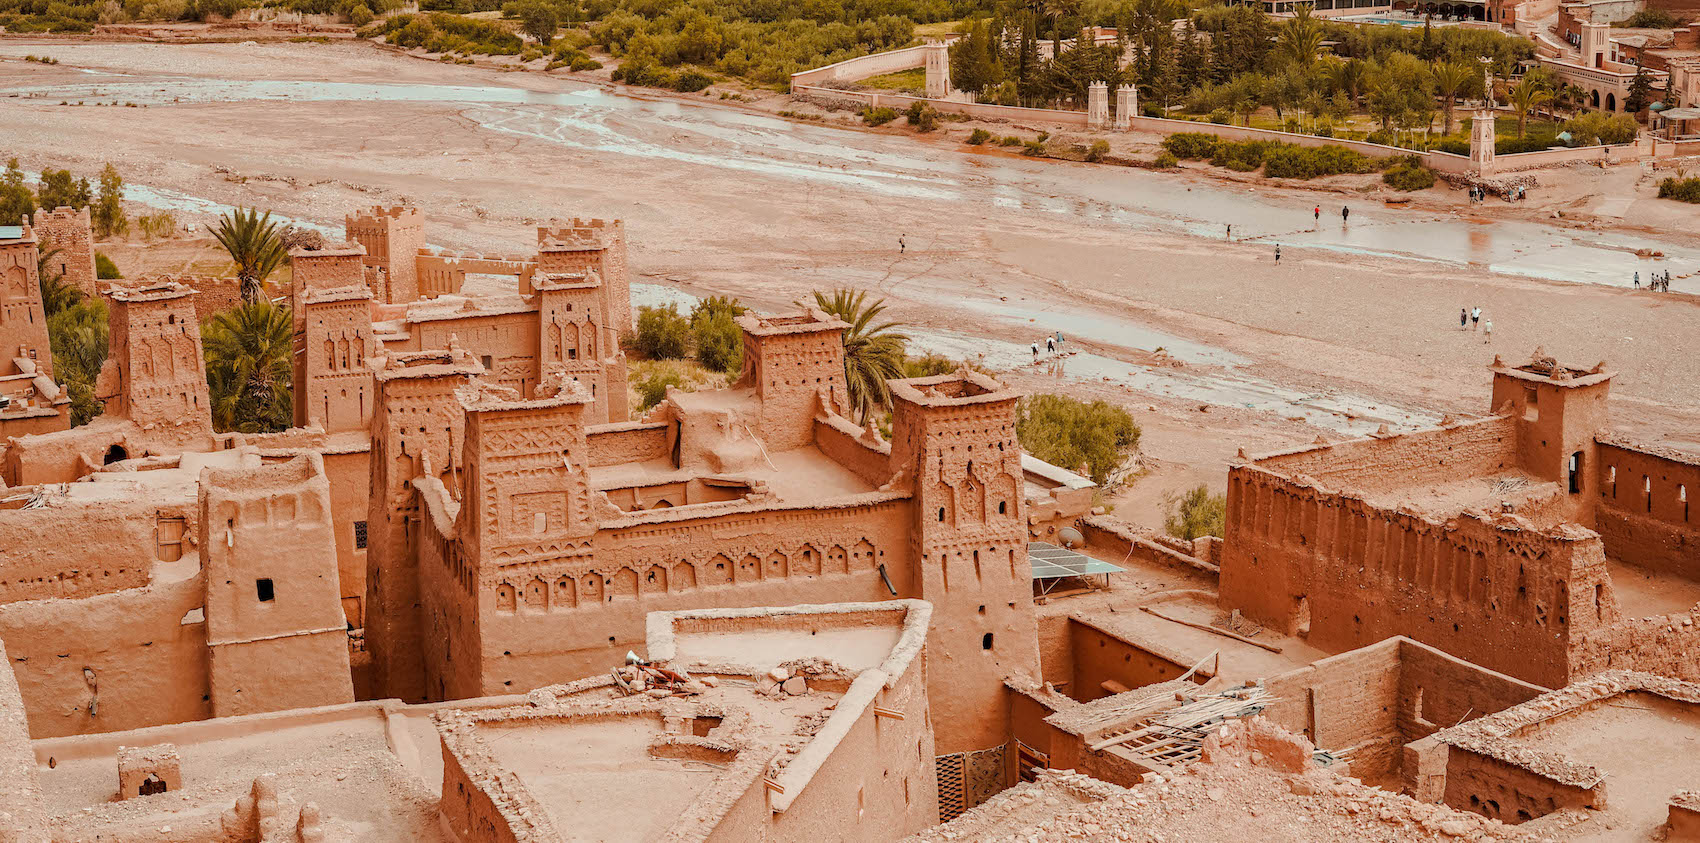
[1162,132,1220,160]
[1657,177,1700,203]
[570,55,602,71]
[1015,394,1140,485]
[1383,158,1436,191]
[94,252,120,279]
[1210,139,1279,172]
[1262,144,1371,180]
[1085,139,1110,162]
[636,370,685,411]
[1495,135,1557,155]
[633,303,689,359]
[1163,485,1226,540]
[859,106,897,126]
[1561,112,1638,146]
[998,135,1022,147]
[1207,108,1232,125]
[904,101,938,132]
[1433,138,1471,156]
[1152,151,1179,168]
[967,128,991,145]
[673,68,713,92]
[1621,8,1679,27]
[1021,138,1046,156]
[627,358,728,415]
[690,296,745,373]
[347,3,373,25]
[364,13,523,55]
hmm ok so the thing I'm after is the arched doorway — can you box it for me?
[103,444,128,465]
[1606,92,1617,112]
[1591,90,1601,108]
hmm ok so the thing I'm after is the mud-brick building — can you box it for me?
[1221,351,1700,690]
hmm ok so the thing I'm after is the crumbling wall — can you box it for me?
[1079,516,1218,578]
[0,640,46,842]
[1263,639,1403,781]
[1574,605,1700,681]
[1250,417,1518,495]
[813,416,894,488]
[0,495,173,603]
[1222,465,1612,688]
[1441,745,1601,824]
[1594,440,1699,580]
[1394,639,1548,745]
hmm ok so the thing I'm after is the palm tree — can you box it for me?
[797,289,907,423]
[36,245,85,316]
[1431,61,1473,136]
[1279,6,1325,67]
[46,298,109,426]
[202,300,293,433]
[1507,80,1552,138]
[211,207,288,304]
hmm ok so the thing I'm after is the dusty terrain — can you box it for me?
[2,39,1697,517]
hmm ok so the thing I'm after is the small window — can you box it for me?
[256,578,275,602]
[480,355,494,371]
[567,348,577,360]
[982,632,994,651]
[937,507,945,522]
[354,521,368,549]
[997,500,1007,515]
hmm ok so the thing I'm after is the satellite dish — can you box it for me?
[1059,527,1085,548]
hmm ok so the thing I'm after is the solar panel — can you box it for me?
[0,226,24,241]
[1028,541,1125,580]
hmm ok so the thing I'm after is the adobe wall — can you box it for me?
[1222,464,1614,689]
[1594,440,1699,579]
[1249,416,1519,495]
[0,419,131,486]
[470,499,915,695]
[0,227,54,379]
[1078,515,1219,579]
[1574,605,1700,681]
[0,641,46,842]
[405,310,540,395]
[1263,639,1403,780]
[0,495,172,604]
[32,206,96,296]
[1066,617,1198,702]
[586,422,671,466]
[1441,744,1602,823]
[814,416,896,488]
[0,573,210,739]
[1394,640,1548,746]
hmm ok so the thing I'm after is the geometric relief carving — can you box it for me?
[793,545,820,578]
[827,545,848,575]
[610,567,638,600]
[553,576,577,609]
[644,564,667,594]
[854,539,877,569]
[524,577,547,611]
[579,574,604,604]
[495,582,517,613]
[738,555,762,583]
[672,561,696,591]
[764,551,788,580]
[705,554,733,586]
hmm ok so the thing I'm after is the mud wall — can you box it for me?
[1263,639,1403,780]
[1593,442,1699,580]
[788,44,929,87]
[813,416,894,488]
[1574,605,1700,681]
[1251,417,1519,495]
[0,498,168,603]
[1066,618,1195,702]
[1394,640,1548,745]
[586,422,671,467]
[1221,465,1611,689]
[471,499,915,695]
[0,574,210,739]
[1442,748,1601,824]
[0,641,44,841]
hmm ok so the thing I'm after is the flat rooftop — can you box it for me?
[589,444,878,505]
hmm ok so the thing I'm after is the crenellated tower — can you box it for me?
[0,223,52,378]
[730,309,850,450]
[536,219,630,341]
[346,207,425,305]
[887,372,1039,765]
[534,270,626,424]
[98,281,212,443]
[363,346,484,703]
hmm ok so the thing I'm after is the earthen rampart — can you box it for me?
[1250,415,1519,495]
[1223,463,1614,688]
[1574,604,1700,681]
[812,415,894,488]
[586,421,672,466]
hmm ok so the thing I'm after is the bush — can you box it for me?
[627,358,727,414]
[347,3,372,25]
[1433,138,1471,156]
[1163,485,1225,540]
[1152,151,1179,168]
[690,295,745,374]
[1163,132,1220,160]
[1210,139,1279,172]
[998,135,1022,147]
[904,101,938,132]
[967,128,991,145]
[673,68,713,92]
[1207,108,1232,125]
[1657,177,1700,203]
[94,252,120,279]
[1262,144,1372,179]
[1561,112,1637,146]
[364,12,523,55]
[1383,158,1436,191]
[633,303,689,359]
[1085,139,1110,162]
[859,106,897,126]
[1495,135,1557,155]
[1621,8,1679,27]
[1015,394,1140,486]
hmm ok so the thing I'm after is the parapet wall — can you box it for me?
[1593,439,1699,580]
[586,421,671,467]
[1575,604,1700,681]
[1250,416,1519,495]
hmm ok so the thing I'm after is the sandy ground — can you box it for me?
[3,39,1697,527]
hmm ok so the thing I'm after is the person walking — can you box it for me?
[1483,319,1493,342]
[1314,205,1321,227]
[1471,307,1481,330]
[1634,272,1640,289]
[899,236,906,254]
[1342,205,1350,223]
[1460,307,1468,329]
[1226,224,1232,240]
[1031,341,1039,361]
[1046,336,1055,353]
[1275,244,1282,264]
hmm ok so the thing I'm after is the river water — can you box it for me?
[18,63,1692,433]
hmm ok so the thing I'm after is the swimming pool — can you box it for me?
[1333,14,1455,26]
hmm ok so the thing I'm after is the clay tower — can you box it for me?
[99,281,212,442]
[32,206,97,296]
[887,372,1040,762]
[200,454,354,717]
[346,207,425,305]
[363,346,484,703]
[731,309,851,451]
[0,222,52,378]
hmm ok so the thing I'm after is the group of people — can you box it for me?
[1030,331,1066,359]
[1460,306,1493,342]
[1467,185,1527,203]
[1634,270,1674,292]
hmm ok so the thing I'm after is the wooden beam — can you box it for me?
[1138,605,1283,653]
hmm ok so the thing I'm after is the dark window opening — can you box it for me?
[480,355,493,370]
[103,444,128,465]
[256,578,275,602]
[937,508,945,522]
[997,500,1007,515]
[354,521,368,550]
[1568,451,1584,494]
[138,774,168,796]
[981,632,994,650]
